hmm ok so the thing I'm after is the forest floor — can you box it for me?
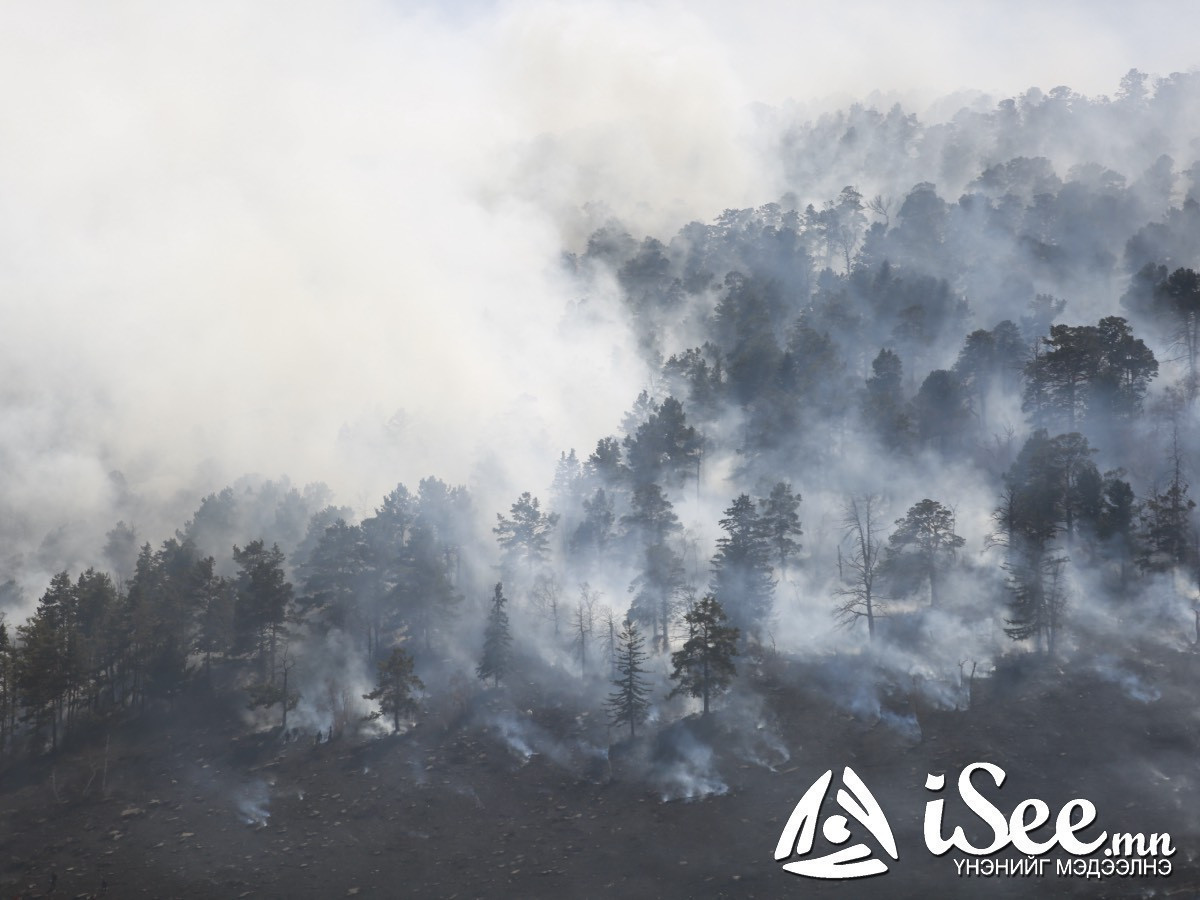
[1,643,1199,899]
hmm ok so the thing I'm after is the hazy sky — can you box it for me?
[682,0,1200,104]
[0,1,1195,547]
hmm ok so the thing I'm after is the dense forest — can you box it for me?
[3,68,1200,795]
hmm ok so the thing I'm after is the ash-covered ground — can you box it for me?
[3,645,1197,900]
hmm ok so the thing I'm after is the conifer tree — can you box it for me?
[393,523,462,654]
[668,595,739,715]
[232,540,293,677]
[606,619,650,738]
[494,493,559,576]
[476,583,513,688]
[1138,429,1196,574]
[245,638,299,731]
[710,494,775,640]
[16,573,74,751]
[192,556,234,681]
[570,488,615,567]
[758,482,803,575]
[624,483,684,651]
[364,646,424,733]
[861,348,912,451]
[881,499,965,607]
[299,518,367,639]
[0,618,10,753]
[1022,317,1157,430]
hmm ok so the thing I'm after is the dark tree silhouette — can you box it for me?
[1138,430,1196,575]
[494,493,559,576]
[364,646,423,733]
[834,495,885,640]
[861,348,912,451]
[668,595,739,716]
[476,583,513,688]
[882,499,965,607]
[232,540,293,677]
[711,494,775,641]
[606,619,650,738]
[758,482,803,576]
[1023,317,1156,429]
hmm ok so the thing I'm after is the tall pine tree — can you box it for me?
[476,583,513,688]
[606,619,650,738]
[710,494,775,641]
[669,596,739,716]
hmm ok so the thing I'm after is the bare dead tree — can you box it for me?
[834,495,886,640]
[957,659,977,710]
[279,641,297,733]
[531,573,564,638]
[572,583,599,676]
[866,194,892,228]
[597,604,618,678]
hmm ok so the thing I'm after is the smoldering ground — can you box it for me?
[2,5,1200,897]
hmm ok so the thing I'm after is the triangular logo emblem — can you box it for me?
[774,767,899,879]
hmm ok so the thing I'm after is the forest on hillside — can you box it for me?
[3,68,1200,769]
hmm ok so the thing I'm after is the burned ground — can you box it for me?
[2,645,1197,900]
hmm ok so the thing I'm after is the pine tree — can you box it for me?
[1123,265,1200,398]
[569,488,615,567]
[414,476,472,588]
[393,523,463,654]
[1002,553,1069,656]
[72,568,121,715]
[668,595,739,715]
[861,348,912,451]
[476,583,513,688]
[494,493,559,576]
[628,542,685,655]
[624,484,684,651]
[0,618,10,753]
[606,619,650,738]
[299,518,367,638]
[1023,323,1097,430]
[623,396,701,489]
[585,437,626,489]
[1023,318,1157,430]
[988,431,1097,654]
[16,573,74,752]
[913,370,972,454]
[758,482,803,575]
[360,484,415,659]
[710,494,775,641]
[132,539,196,707]
[364,646,424,733]
[881,499,965,607]
[245,639,300,731]
[1138,429,1196,574]
[232,540,293,677]
[191,556,234,681]
[550,449,584,512]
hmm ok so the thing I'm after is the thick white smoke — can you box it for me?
[0,0,1196,589]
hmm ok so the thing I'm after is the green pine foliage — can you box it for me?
[606,619,651,738]
[668,596,739,716]
[476,583,513,688]
[364,646,424,733]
